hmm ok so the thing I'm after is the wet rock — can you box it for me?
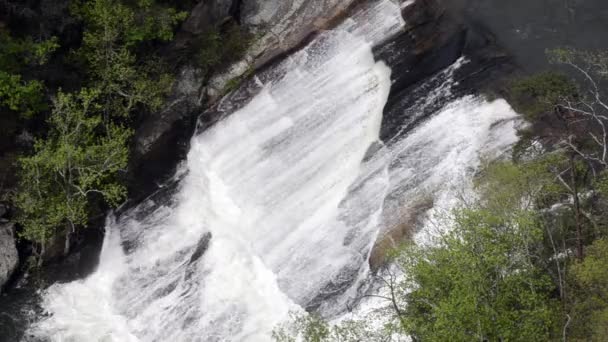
[181,0,235,35]
[205,0,361,102]
[0,223,18,292]
[129,67,204,198]
[132,0,368,196]
[189,232,212,264]
[0,204,7,220]
[445,0,608,72]
[377,0,515,142]
[304,263,362,314]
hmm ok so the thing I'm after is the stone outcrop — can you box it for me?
[204,0,361,100]
[129,66,203,198]
[131,0,366,197]
[181,0,235,35]
[377,0,514,141]
[367,0,516,269]
[0,223,18,292]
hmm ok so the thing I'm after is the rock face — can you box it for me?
[205,0,361,99]
[240,0,356,63]
[377,0,514,141]
[181,0,235,35]
[131,0,366,197]
[129,66,203,198]
[0,223,18,292]
[446,0,608,72]
[0,204,7,220]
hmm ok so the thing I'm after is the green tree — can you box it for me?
[509,48,608,260]
[0,29,58,118]
[14,89,130,257]
[509,71,579,121]
[0,72,46,118]
[399,205,557,341]
[72,0,186,119]
[273,311,398,342]
[568,238,608,341]
[12,0,187,258]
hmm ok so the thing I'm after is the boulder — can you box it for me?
[0,223,18,292]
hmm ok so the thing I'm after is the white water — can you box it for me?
[337,96,520,340]
[29,1,405,341]
[28,0,523,340]
[384,95,520,245]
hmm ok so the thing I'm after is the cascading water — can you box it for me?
[28,1,403,341]
[25,1,521,341]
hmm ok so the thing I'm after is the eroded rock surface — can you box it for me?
[0,223,18,292]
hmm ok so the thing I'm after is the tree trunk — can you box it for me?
[63,221,75,257]
[570,157,584,260]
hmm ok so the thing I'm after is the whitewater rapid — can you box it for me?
[27,0,521,341]
[29,1,404,341]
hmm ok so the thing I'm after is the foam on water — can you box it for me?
[32,219,137,341]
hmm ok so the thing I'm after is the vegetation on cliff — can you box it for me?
[6,0,186,260]
[273,48,608,341]
[0,0,255,268]
[0,31,58,119]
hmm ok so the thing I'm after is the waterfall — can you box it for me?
[26,1,521,341]
[28,1,404,341]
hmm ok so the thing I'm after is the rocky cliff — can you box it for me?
[130,0,367,199]
[0,221,17,292]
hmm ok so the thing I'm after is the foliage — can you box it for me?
[14,89,130,245]
[0,30,59,70]
[72,0,187,48]
[273,311,399,342]
[548,47,608,80]
[399,206,557,341]
[569,238,608,341]
[595,171,608,198]
[273,313,330,342]
[0,29,58,117]
[0,72,46,118]
[11,0,186,250]
[508,71,578,120]
[72,0,185,118]
[475,158,563,210]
